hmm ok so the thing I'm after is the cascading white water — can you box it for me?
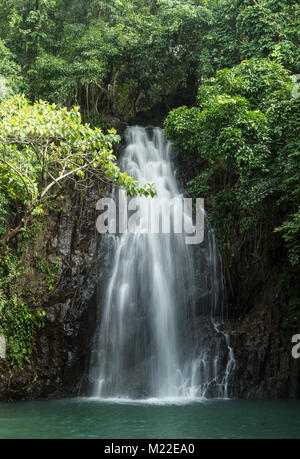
[90,126,235,400]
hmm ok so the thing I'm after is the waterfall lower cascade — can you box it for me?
[90,126,235,401]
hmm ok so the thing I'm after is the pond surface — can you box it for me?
[0,397,300,439]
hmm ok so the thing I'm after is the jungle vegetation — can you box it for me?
[0,0,299,366]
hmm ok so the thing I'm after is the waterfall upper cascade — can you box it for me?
[89,126,235,400]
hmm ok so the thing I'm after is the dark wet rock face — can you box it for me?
[0,163,299,402]
[0,184,105,401]
[229,304,300,399]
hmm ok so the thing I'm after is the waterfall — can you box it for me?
[89,126,235,400]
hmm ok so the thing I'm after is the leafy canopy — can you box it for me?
[0,0,298,123]
[0,95,155,239]
[164,58,300,265]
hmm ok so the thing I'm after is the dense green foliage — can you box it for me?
[0,39,25,98]
[0,242,45,368]
[0,0,298,122]
[165,58,300,264]
[0,94,154,229]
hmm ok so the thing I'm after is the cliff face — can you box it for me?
[228,274,300,399]
[230,307,300,399]
[224,228,300,399]
[0,158,299,402]
[175,146,300,399]
[0,184,103,401]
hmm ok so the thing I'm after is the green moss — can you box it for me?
[0,222,48,369]
[35,254,61,292]
[0,298,45,369]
